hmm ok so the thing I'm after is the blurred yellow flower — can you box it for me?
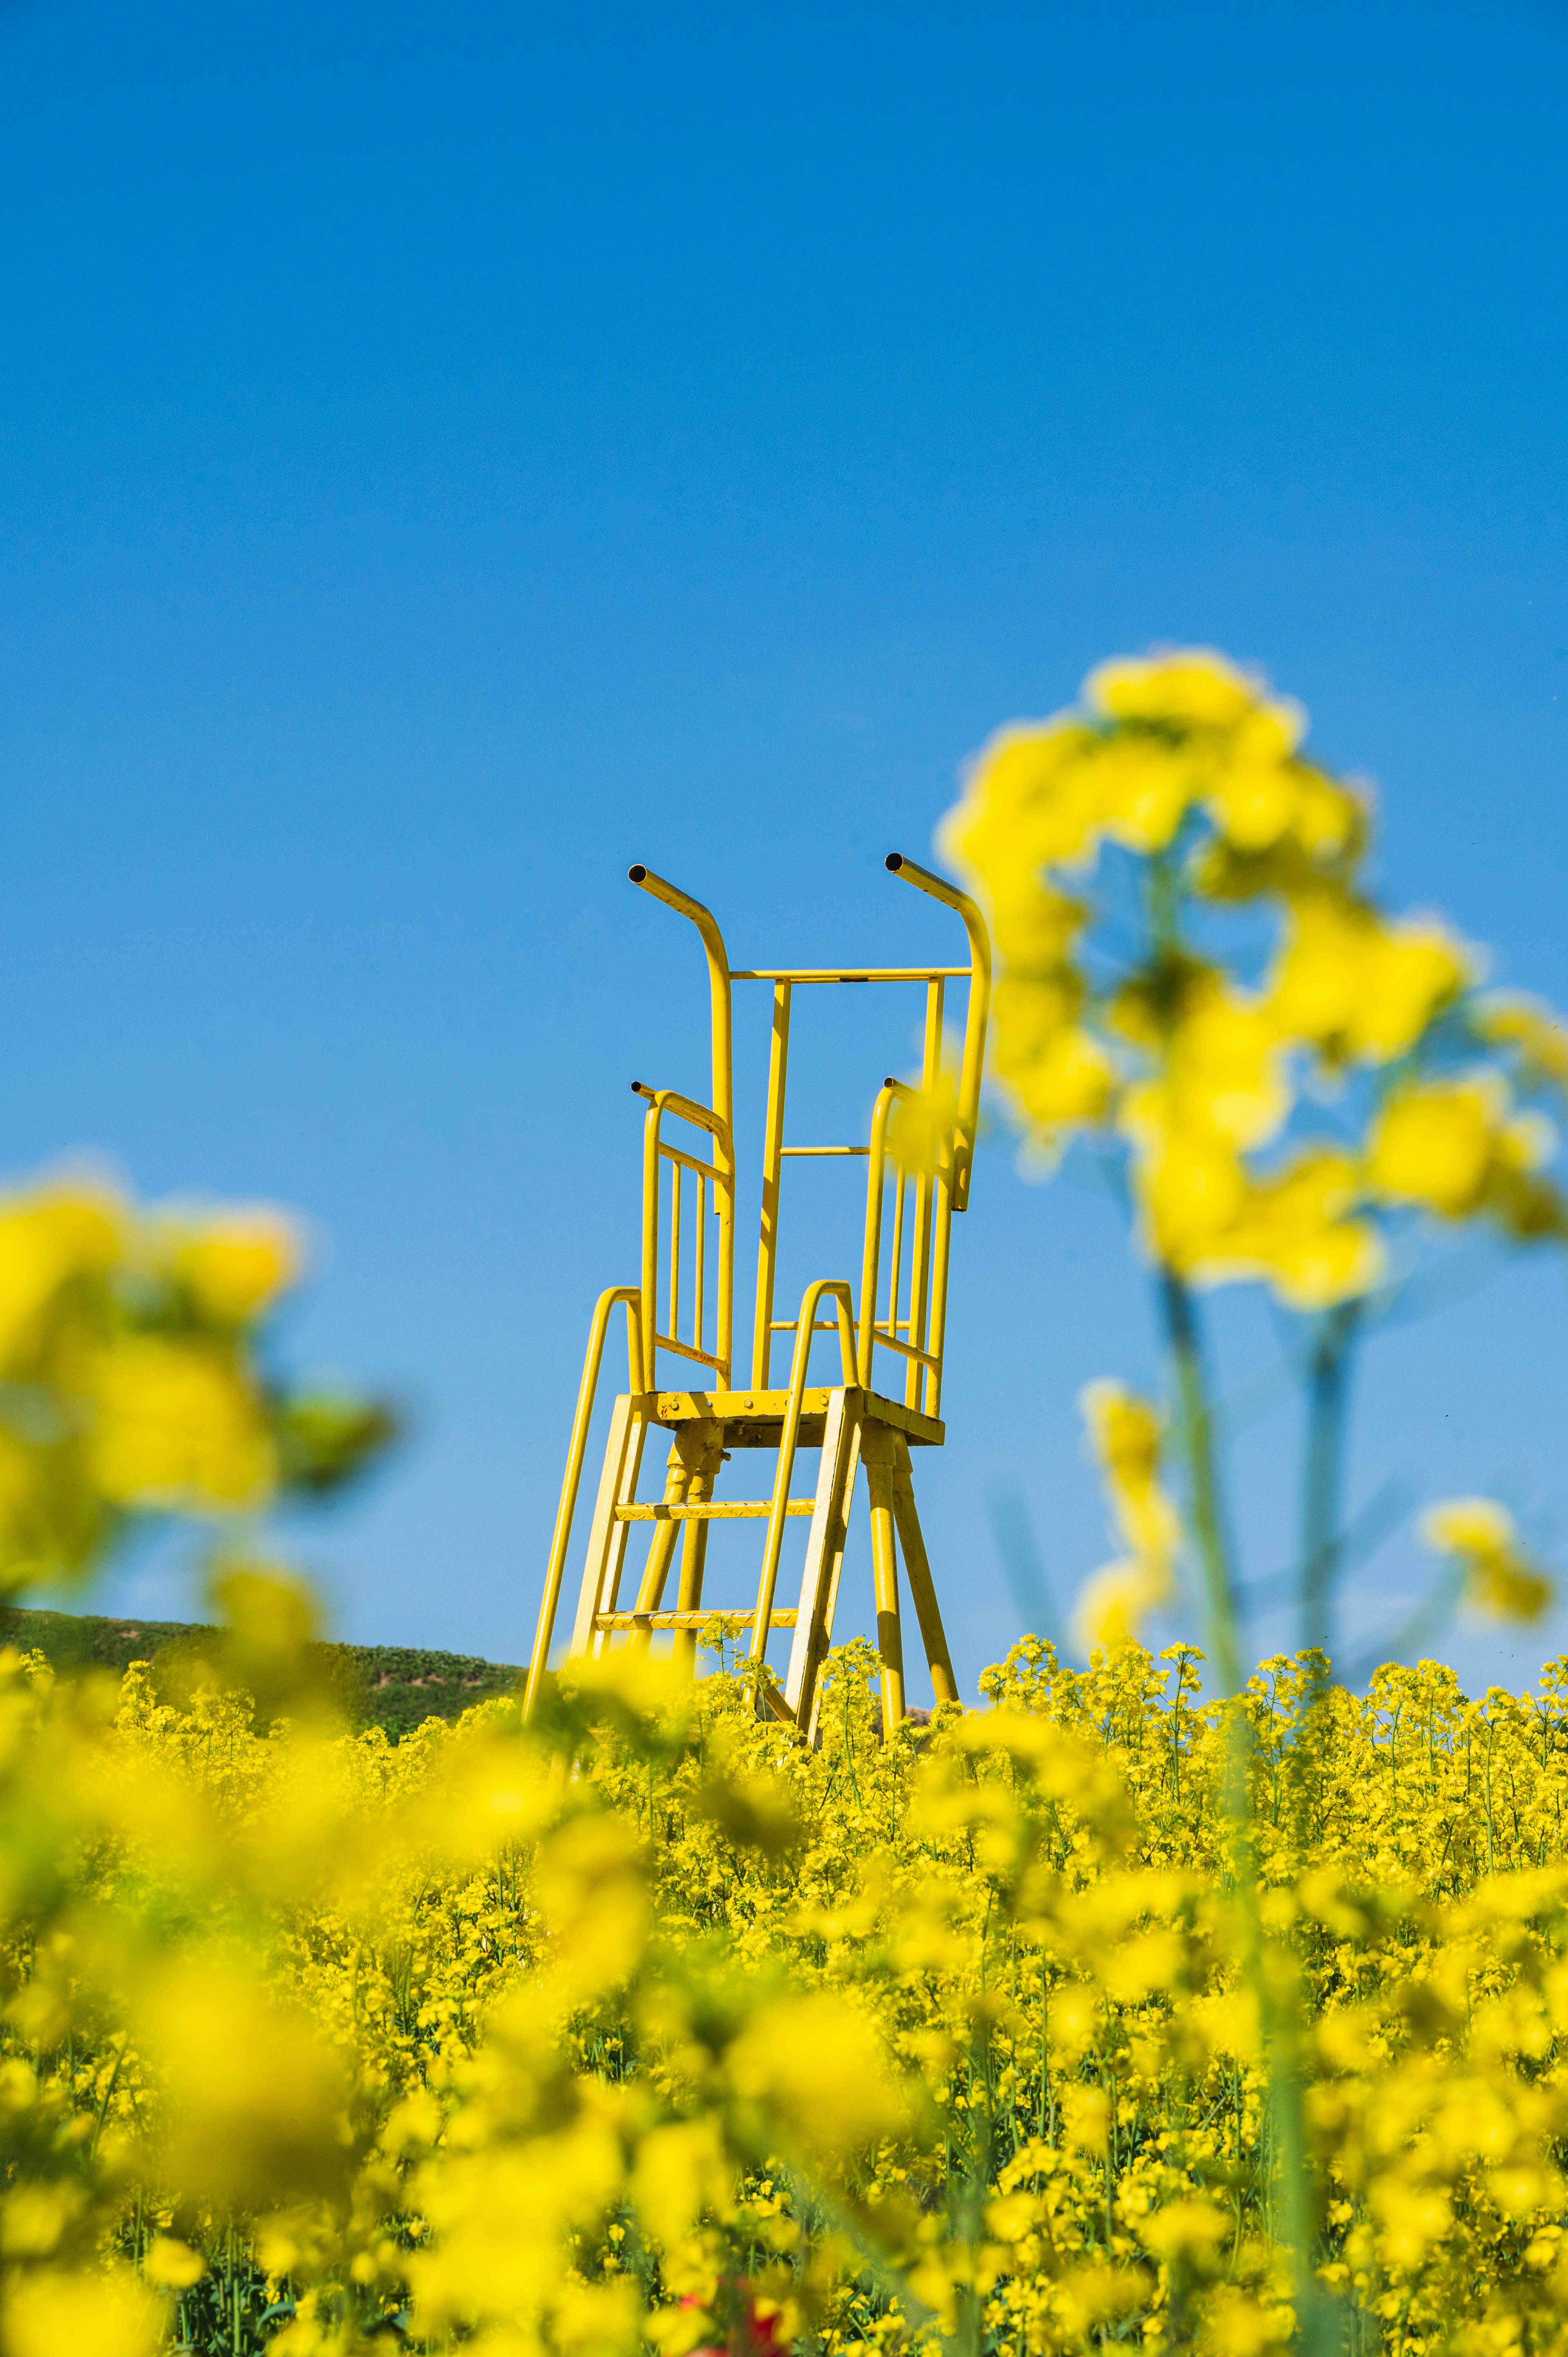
[984,872,1088,973]
[887,1070,958,1180]
[1268,894,1470,1064]
[1477,990,1568,1093]
[1138,2194,1230,2261]
[1128,1123,1251,1271]
[1092,732,1196,854]
[1073,1383,1179,1651]
[86,1336,275,1507]
[0,2186,79,2260]
[1,2267,163,2357]
[0,1182,122,1369]
[1080,1380,1179,1575]
[1369,1075,1500,1213]
[726,1991,905,2158]
[1422,1497,1553,1623]
[1085,647,1297,738]
[994,1015,1116,1143]
[1073,1556,1169,1655]
[172,1206,302,1322]
[138,1954,351,2208]
[1369,1073,1565,1239]
[942,717,1105,876]
[629,2118,732,2254]
[1209,1149,1383,1309]
[141,2235,205,2289]
[1118,973,1287,1151]
[532,1814,650,2002]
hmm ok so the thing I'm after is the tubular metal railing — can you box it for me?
[631,1084,733,1391]
[527,849,992,1699]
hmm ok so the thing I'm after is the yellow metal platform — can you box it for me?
[526,854,991,1739]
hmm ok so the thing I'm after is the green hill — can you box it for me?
[0,1603,522,1743]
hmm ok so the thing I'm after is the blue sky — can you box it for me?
[1,0,1566,1696]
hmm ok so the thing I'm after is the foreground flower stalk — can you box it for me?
[940,647,1568,2352]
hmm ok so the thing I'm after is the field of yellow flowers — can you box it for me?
[5,1630,1568,2357]
[1,642,1566,2354]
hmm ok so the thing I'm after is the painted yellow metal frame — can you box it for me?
[525,850,991,1735]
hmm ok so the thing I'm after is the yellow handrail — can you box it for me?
[629,867,735,1367]
[748,1277,857,1681]
[635,1085,734,1390]
[526,1284,643,1714]
[885,853,992,1212]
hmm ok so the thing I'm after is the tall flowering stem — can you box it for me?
[1299,1301,1361,1661]
[940,644,1568,2353]
[1159,1266,1332,2350]
[1157,1270,1241,1699]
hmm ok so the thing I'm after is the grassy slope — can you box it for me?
[0,1604,522,1742]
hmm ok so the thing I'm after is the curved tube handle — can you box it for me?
[885,853,991,1211]
[628,867,736,1380]
[628,866,733,1141]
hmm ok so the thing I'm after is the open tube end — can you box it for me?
[884,852,904,872]
[627,864,648,884]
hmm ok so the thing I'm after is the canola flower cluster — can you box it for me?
[4,1634,1568,2357]
[940,648,1568,1307]
[938,648,1568,1668]
[0,1174,391,1597]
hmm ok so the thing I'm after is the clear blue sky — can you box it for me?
[2,0,1566,1695]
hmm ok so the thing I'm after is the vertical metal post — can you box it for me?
[862,1424,906,1735]
[889,1433,959,1704]
[671,1425,725,1675]
[902,979,943,1408]
[751,980,792,1388]
[884,854,991,1211]
[569,1395,648,1656]
[784,1388,862,1732]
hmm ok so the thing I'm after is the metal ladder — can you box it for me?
[525,853,991,1740]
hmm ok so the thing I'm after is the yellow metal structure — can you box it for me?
[526,853,992,1738]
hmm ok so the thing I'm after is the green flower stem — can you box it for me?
[1158,1270,1243,1698]
[1158,1266,1334,2357]
[1299,1302,1361,1665]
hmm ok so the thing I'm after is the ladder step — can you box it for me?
[614,1499,814,1523]
[593,1610,799,1632]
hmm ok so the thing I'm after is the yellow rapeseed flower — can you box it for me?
[0,1181,122,1369]
[1422,1497,1553,1623]
[1,2267,163,2357]
[1477,990,1568,1093]
[1091,731,1197,854]
[887,1069,959,1180]
[1080,1380,1179,1575]
[1072,1557,1169,1655]
[172,1205,302,1322]
[1085,647,1297,736]
[1205,1148,1383,1309]
[941,717,1105,877]
[141,2236,206,2290]
[85,1336,275,1507]
[1120,974,1288,1151]
[1073,1383,1179,1650]
[1127,1121,1252,1272]
[1267,893,1470,1064]
[1368,1072,1564,1247]
[727,1990,906,2159]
